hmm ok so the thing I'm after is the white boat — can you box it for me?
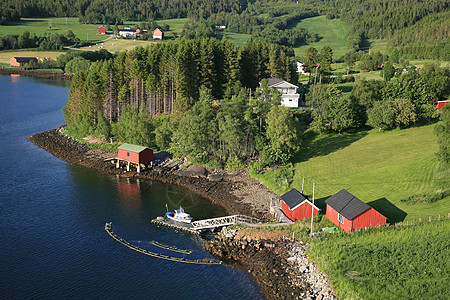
[166,206,193,223]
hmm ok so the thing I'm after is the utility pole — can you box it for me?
[310,183,315,237]
[301,177,305,194]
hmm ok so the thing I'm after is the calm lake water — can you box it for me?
[0,74,263,299]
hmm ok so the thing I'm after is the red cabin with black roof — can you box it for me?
[281,188,320,221]
[325,189,387,233]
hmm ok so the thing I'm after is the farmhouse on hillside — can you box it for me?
[98,26,106,34]
[10,57,38,67]
[265,77,300,108]
[325,189,387,233]
[281,188,320,221]
[153,28,164,40]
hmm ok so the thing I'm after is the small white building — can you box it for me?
[297,62,309,75]
[267,77,300,108]
[118,29,137,38]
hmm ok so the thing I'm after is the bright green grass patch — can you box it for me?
[291,16,348,60]
[253,124,450,222]
[217,31,251,46]
[307,219,450,299]
[0,17,103,42]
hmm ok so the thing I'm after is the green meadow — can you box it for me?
[253,124,449,223]
[291,16,348,60]
[307,218,450,299]
[0,17,102,42]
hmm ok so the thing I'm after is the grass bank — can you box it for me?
[307,218,450,299]
[252,124,449,222]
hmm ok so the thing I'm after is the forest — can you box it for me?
[63,37,449,169]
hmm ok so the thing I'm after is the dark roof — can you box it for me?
[281,188,308,210]
[267,77,284,86]
[325,189,371,220]
[13,57,38,61]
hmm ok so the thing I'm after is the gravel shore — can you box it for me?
[28,127,336,299]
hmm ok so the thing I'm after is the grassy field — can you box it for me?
[0,50,63,66]
[78,38,156,53]
[0,17,102,42]
[291,16,348,60]
[307,218,450,299]
[253,124,450,222]
[217,31,251,46]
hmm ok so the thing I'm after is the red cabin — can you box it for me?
[325,189,387,233]
[118,143,153,164]
[281,188,320,221]
[10,57,38,67]
[98,26,106,34]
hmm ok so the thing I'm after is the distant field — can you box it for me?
[0,51,62,65]
[254,124,449,222]
[217,31,251,46]
[0,18,102,42]
[291,16,348,60]
[78,38,156,53]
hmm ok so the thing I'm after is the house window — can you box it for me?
[338,213,344,224]
[127,152,130,157]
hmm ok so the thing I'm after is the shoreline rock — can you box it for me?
[28,127,336,299]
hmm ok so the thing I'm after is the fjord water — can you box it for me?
[0,74,263,299]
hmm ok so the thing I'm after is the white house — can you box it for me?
[118,29,137,38]
[267,77,300,108]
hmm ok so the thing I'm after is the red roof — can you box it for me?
[436,101,449,110]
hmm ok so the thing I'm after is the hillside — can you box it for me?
[291,15,348,59]
[254,124,450,222]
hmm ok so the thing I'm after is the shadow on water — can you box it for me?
[293,129,368,163]
[368,198,407,224]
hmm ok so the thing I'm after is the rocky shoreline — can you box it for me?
[0,68,73,79]
[28,127,336,299]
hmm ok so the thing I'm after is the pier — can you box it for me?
[151,215,260,233]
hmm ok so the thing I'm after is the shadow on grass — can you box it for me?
[293,129,368,163]
[368,197,407,224]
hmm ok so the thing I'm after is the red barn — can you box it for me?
[10,57,38,67]
[325,189,387,233]
[281,188,320,221]
[118,143,153,164]
[98,26,106,34]
[436,100,449,110]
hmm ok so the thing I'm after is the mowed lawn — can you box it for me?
[257,124,449,222]
[291,16,348,59]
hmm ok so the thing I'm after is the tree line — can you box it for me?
[0,31,79,51]
[64,38,300,166]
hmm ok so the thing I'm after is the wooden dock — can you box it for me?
[151,215,260,234]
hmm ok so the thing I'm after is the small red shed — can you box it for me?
[118,143,153,164]
[98,26,106,34]
[325,189,387,233]
[281,188,320,221]
[436,100,449,110]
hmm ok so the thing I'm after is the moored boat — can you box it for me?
[166,206,193,223]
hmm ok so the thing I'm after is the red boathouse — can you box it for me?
[281,188,320,221]
[118,143,153,164]
[325,189,387,233]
